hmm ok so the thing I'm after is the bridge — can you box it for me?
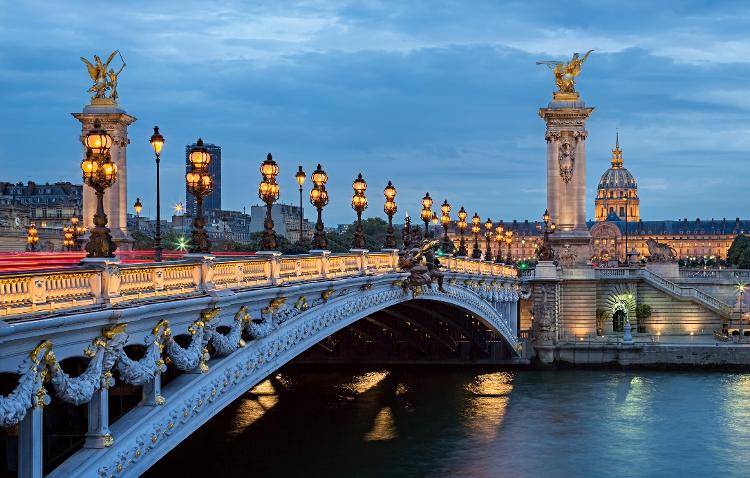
[0,250,520,477]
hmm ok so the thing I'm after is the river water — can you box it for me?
[147,368,750,477]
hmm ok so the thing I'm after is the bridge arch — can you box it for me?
[49,279,520,477]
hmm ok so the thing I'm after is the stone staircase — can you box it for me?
[596,267,733,319]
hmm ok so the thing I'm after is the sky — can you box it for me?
[0,0,748,225]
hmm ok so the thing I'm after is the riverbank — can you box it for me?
[548,342,750,368]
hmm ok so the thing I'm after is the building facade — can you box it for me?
[185,141,221,216]
[249,203,311,243]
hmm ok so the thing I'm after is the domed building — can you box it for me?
[594,134,640,222]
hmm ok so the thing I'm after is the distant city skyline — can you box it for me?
[1,1,748,224]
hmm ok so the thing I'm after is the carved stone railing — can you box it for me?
[0,251,519,320]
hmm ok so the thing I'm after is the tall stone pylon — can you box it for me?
[72,81,136,251]
[539,89,594,265]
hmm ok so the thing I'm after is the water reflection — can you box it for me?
[227,376,282,436]
[463,372,513,442]
[364,406,398,441]
[149,369,750,478]
[338,371,389,395]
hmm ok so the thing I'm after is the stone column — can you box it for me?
[530,261,560,364]
[539,92,594,265]
[72,99,137,251]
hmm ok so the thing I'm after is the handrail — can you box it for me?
[0,251,518,319]
[594,266,733,317]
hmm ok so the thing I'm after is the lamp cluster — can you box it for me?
[351,173,368,249]
[309,164,330,250]
[80,120,118,258]
[383,181,397,249]
[185,138,214,253]
[26,224,39,252]
[258,153,281,250]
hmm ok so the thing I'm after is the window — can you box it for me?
[619,207,625,217]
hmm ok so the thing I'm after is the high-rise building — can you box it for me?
[185,141,221,216]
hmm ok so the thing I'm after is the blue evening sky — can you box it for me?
[0,1,748,224]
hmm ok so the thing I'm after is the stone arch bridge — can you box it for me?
[0,250,520,477]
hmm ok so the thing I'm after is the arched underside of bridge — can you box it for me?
[49,281,519,477]
[295,300,517,363]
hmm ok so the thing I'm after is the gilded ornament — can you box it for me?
[536,50,593,94]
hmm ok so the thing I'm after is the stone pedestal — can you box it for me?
[539,91,594,265]
[646,262,679,279]
[530,261,560,365]
[72,99,137,251]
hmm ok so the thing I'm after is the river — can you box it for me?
[146,367,750,477]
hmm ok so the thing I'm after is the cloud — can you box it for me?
[0,1,747,223]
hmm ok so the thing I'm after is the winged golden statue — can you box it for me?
[80,51,126,100]
[536,50,593,93]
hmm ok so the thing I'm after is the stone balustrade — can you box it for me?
[0,251,517,319]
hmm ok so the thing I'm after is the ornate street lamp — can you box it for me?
[420,192,433,238]
[536,208,557,261]
[351,173,368,249]
[737,282,747,342]
[80,120,117,258]
[383,181,397,249]
[505,230,514,264]
[456,206,468,256]
[309,164,329,250]
[471,213,481,259]
[440,200,452,253]
[63,225,74,251]
[402,212,412,250]
[495,224,505,263]
[150,126,165,262]
[26,223,39,251]
[186,138,213,253]
[70,215,84,250]
[484,218,493,261]
[296,166,306,244]
[133,197,142,230]
[258,153,280,251]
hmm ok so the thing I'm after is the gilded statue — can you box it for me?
[80,51,126,101]
[536,50,593,93]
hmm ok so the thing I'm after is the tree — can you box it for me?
[132,231,154,250]
[728,234,750,266]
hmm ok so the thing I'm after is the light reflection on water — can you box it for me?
[148,369,750,478]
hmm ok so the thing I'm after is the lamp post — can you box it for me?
[536,209,557,261]
[63,225,74,251]
[440,200,452,253]
[402,212,412,250]
[133,197,142,231]
[471,213,481,259]
[456,206,468,256]
[505,230,514,264]
[258,153,280,251]
[495,223,505,263]
[26,223,39,251]
[186,138,213,253]
[420,192,433,238]
[309,164,329,250]
[383,181,397,249]
[351,173,368,249]
[483,218,493,261]
[150,126,165,262]
[737,282,747,342]
[296,166,306,244]
[80,120,117,258]
[70,216,84,250]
